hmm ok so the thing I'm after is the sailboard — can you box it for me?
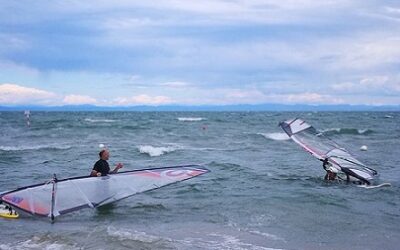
[0,203,19,219]
[279,118,378,184]
[0,165,208,220]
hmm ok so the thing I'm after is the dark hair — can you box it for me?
[99,149,106,158]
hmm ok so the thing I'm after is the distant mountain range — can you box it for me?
[0,104,399,111]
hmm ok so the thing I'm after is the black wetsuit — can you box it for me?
[92,159,110,176]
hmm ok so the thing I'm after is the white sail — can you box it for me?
[280,118,377,184]
[0,165,209,218]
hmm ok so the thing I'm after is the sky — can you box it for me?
[0,0,400,106]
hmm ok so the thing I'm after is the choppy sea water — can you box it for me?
[0,111,399,250]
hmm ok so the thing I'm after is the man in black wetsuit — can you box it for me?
[322,158,337,181]
[90,149,123,177]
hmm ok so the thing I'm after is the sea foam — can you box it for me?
[258,132,290,141]
[107,227,163,243]
[0,235,79,250]
[321,128,373,135]
[84,118,117,123]
[138,145,178,157]
[0,144,71,152]
[177,117,204,122]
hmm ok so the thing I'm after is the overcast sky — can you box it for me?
[0,0,399,106]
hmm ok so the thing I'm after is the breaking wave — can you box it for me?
[107,227,164,243]
[0,144,71,152]
[321,128,373,135]
[84,118,117,123]
[258,132,290,141]
[249,230,285,241]
[177,117,204,122]
[0,235,80,250]
[189,233,281,250]
[138,145,178,157]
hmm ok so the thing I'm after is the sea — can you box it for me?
[0,111,399,250]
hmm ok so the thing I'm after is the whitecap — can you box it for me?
[320,128,341,133]
[177,117,204,122]
[0,235,80,250]
[138,145,178,157]
[107,226,165,243]
[0,145,71,152]
[204,233,282,250]
[258,133,290,141]
[358,129,369,134]
[248,230,285,241]
[358,183,391,189]
[321,128,372,135]
[84,118,117,123]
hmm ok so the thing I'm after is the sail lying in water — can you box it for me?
[0,165,208,220]
[279,118,377,184]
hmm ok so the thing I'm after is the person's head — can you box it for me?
[326,166,338,174]
[99,149,109,160]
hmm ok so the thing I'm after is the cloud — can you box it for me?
[114,94,172,105]
[97,0,355,27]
[63,94,97,105]
[0,83,99,106]
[331,75,400,94]
[158,81,192,88]
[0,83,57,105]
[0,33,30,53]
[331,82,356,91]
[284,92,343,104]
[360,76,389,88]
[186,87,345,105]
[1,1,400,106]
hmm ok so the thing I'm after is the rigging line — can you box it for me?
[71,180,94,208]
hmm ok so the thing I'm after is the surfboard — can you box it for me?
[358,183,392,189]
[0,204,19,219]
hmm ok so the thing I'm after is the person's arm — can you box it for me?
[90,170,101,177]
[110,163,123,174]
[91,162,102,177]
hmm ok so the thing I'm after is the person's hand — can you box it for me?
[96,172,102,177]
[116,163,123,169]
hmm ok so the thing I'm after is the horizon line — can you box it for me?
[0,103,399,112]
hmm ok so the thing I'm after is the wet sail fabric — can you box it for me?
[0,165,208,218]
[280,118,377,184]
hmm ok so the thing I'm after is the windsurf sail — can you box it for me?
[279,118,377,184]
[0,165,208,219]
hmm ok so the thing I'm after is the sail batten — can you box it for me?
[0,165,208,218]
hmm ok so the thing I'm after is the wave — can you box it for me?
[131,203,167,211]
[0,144,71,152]
[321,128,373,135]
[138,145,178,157]
[0,235,80,250]
[177,117,204,122]
[248,230,285,241]
[107,227,167,243]
[84,118,117,123]
[258,132,290,141]
[200,233,280,250]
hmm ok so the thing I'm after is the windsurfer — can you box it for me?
[90,149,123,177]
[322,158,337,181]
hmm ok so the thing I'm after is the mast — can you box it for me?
[50,174,57,223]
